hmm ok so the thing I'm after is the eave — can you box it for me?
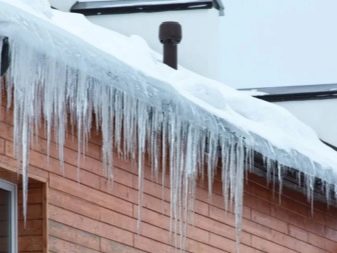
[243,83,337,102]
[70,0,224,16]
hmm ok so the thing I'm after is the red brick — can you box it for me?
[209,233,257,253]
[49,174,134,216]
[49,220,100,251]
[48,188,101,220]
[251,235,297,253]
[187,239,228,253]
[19,236,43,252]
[99,178,138,203]
[19,220,43,236]
[80,169,100,189]
[132,206,170,230]
[288,224,308,241]
[325,227,337,243]
[100,207,137,232]
[134,235,174,253]
[18,187,43,204]
[251,210,287,233]
[308,233,337,252]
[49,205,134,246]
[49,236,100,253]
[193,213,251,245]
[101,238,145,253]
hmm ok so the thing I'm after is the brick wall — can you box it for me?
[0,102,337,252]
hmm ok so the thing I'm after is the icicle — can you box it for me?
[101,86,114,180]
[277,162,283,204]
[136,102,147,230]
[161,118,167,200]
[324,182,331,207]
[234,139,245,253]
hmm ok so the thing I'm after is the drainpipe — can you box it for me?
[159,22,182,70]
[0,37,9,76]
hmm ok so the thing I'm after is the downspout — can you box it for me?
[1,37,10,76]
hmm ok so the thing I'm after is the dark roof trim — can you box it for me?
[321,140,337,152]
[242,83,337,102]
[71,0,223,16]
[255,91,337,102]
[252,149,337,206]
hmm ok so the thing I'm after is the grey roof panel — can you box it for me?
[242,83,337,102]
[71,0,223,15]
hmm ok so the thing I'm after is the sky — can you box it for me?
[219,0,337,88]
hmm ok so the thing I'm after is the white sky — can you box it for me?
[219,0,337,88]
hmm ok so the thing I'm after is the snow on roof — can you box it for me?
[0,0,337,250]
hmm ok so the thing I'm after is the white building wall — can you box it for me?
[50,0,75,11]
[275,100,337,147]
[50,0,223,83]
[87,10,222,83]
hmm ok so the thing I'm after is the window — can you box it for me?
[0,179,17,253]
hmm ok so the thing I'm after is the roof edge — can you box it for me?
[242,83,337,102]
[71,0,219,16]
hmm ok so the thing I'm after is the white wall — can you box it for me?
[51,0,337,89]
[50,0,75,11]
[50,0,223,83]
[276,99,337,147]
[87,10,222,83]
[219,0,337,89]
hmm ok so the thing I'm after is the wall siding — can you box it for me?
[0,103,337,252]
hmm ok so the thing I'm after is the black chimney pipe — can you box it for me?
[159,22,182,70]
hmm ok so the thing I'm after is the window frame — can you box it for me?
[0,178,17,253]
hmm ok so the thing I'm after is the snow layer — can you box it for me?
[0,0,337,251]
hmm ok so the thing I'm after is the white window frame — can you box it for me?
[0,178,17,253]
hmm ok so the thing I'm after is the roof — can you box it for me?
[70,0,224,15]
[242,83,337,102]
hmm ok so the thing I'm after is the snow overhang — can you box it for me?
[2,0,337,200]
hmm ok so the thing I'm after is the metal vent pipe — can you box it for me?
[159,21,182,69]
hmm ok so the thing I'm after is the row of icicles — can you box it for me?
[0,34,333,253]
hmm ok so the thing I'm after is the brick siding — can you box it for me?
[0,102,337,252]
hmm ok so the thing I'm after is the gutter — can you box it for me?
[70,0,220,15]
[243,84,337,102]
[0,37,9,76]
[255,91,337,102]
